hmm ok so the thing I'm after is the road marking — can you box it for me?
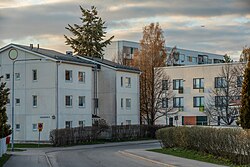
[118,151,176,167]
[45,153,53,167]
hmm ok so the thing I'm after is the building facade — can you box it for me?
[156,63,244,126]
[103,40,224,65]
[0,44,140,141]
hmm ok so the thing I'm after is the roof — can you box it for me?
[0,43,140,73]
[11,44,94,66]
[79,56,140,73]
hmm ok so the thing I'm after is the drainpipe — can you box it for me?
[94,65,97,116]
[56,61,61,129]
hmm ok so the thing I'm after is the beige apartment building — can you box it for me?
[156,62,244,126]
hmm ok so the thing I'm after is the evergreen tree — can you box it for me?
[240,59,250,129]
[64,6,114,58]
[0,76,10,138]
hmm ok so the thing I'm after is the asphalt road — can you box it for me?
[4,141,228,167]
[46,142,162,167]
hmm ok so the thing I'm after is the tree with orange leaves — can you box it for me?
[133,23,174,125]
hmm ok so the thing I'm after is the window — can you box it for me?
[16,124,20,131]
[32,69,37,81]
[125,77,131,88]
[126,98,131,109]
[237,76,243,87]
[65,121,72,128]
[193,78,204,89]
[162,98,168,108]
[65,70,72,81]
[215,77,226,88]
[215,96,227,107]
[5,74,10,80]
[32,124,37,131]
[79,120,85,127]
[7,98,10,105]
[162,80,168,90]
[15,98,20,105]
[126,120,131,125]
[192,57,197,63]
[33,95,37,107]
[78,71,85,83]
[193,96,204,107]
[65,96,72,107]
[188,56,192,62]
[121,98,124,109]
[78,96,85,107]
[173,79,183,90]
[173,97,184,108]
[121,77,123,87]
[15,73,20,80]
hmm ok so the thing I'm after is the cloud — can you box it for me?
[0,0,249,59]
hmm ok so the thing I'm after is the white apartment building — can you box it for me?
[0,44,140,142]
[103,40,224,65]
[156,63,243,126]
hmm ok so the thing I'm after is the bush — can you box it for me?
[50,124,166,146]
[156,127,250,165]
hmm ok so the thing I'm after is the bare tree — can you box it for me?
[166,46,180,66]
[133,23,174,125]
[205,63,244,125]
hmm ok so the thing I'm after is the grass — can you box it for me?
[149,148,235,166]
[0,154,11,167]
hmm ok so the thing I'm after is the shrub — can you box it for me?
[156,127,250,165]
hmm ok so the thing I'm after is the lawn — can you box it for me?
[0,154,11,167]
[149,148,236,166]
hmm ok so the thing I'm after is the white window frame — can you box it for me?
[121,77,123,87]
[126,98,131,110]
[65,95,73,107]
[121,98,124,109]
[16,124,20,131]
[33,95,37,107]
[32,124,37,131]
[5,73,10,81]
[78,71,85,83]
[78,96,85,108]
[79,120,85,127]
[65,121,72,128]
[32,69,37,81]
[15,98,20,106]
[65,70,72,82]
[15,73,20,80]
[125,77,131,88]
[126,120,131,125]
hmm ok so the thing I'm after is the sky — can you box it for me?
[0,0,249,60]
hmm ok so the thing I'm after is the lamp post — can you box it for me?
[8,49,41,151]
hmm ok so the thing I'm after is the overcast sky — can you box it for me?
[0,0,249,59]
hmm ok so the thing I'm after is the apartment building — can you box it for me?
[156,63,244,126]
[103,40,224,65]
[0,44,140,141]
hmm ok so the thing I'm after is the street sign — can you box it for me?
[38,123,43,132]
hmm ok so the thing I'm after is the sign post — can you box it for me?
[38,123,43,147]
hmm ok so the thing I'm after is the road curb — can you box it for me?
[119,150,176,167]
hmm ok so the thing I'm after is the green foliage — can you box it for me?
[64,6,114,58]
[223,54,233,63]
[0,76,11,138]
[240,60,250,129]
[156,127,250,165]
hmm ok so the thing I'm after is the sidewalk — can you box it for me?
[121,149,229,167]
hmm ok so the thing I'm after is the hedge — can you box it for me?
[156,127,250,165]
[50,125,166,146]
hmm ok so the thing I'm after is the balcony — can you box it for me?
[178,87,184,94]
